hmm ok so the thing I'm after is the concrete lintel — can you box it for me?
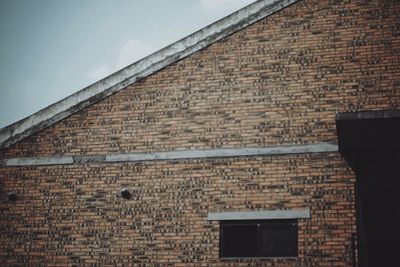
[336,109,400,121]
[3,156,73,166]
[0,0,300,150]
[208,208,310,220]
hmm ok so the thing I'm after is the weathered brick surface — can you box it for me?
[1,153,354,266]
[1,0,400,159]
[1,0,399,265]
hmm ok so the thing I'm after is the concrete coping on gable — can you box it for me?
[207,208,310,220]
[0,0,300,150]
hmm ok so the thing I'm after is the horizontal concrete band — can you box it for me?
[336,109,400,121]
[3,156,74,166]
[208,208,310,220]
[1,143,338,167]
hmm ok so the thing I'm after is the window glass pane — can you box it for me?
[220,223,257,257]
[219,219,298,258]
[259,220,297,257]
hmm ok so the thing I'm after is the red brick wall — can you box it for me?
[1,0,400,159]
[1,0,400,265]
[1,154,354,266]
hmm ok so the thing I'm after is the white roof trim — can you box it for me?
[0,0,299,149]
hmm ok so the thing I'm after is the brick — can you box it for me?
[1,0,400,266]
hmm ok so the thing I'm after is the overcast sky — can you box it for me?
[0,0,254,129]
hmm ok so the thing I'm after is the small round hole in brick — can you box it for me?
[120,188,131,200]
[8,192,17,202]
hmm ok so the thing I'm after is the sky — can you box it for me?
[0,0,255,129]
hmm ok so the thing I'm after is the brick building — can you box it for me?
[1,0,399,266]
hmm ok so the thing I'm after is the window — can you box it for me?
[209,208,309,258]
[219,219,298,258]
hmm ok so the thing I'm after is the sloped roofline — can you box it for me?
[0,0,299,149]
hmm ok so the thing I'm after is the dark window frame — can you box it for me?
[219,219,298,258]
